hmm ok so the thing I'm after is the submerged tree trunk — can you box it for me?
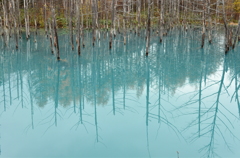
[69,0,74,50]
[24,0,30,39]
[50,3,60,60]
[146,0,151,56]
[201,0,207,48]
[136,0,141,35]
[16,0,21,37]
[48,20,54,54]
[109,0,116,49]
[43,0,48,35]
[222,0,229,53]
[232,16,240,49]
[33,1,37,42]
[10,0,19,49]
[159,0,164,43]
[54,18,60,60]
[80,0,85,47]
[91,0,96,46]
[207,0,212,44]
[91,0,99,46]
[105,0,109,29]
[14,21,19,49]
[76,0,81,55]
[123,0,127,45]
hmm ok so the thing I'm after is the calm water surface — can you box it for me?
[0,29,240,158]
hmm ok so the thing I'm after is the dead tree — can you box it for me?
[9,0,19,49]
[43,0,48,35]
[207,0,212,44]
[69,0,74,50]
[201,0,207,48]
[48,19,54,54]
[16,0,21,36]
[91,0,99,46]
[232,16,240,49]
[76,0,81,55]
[146,0,151,56]
[123,0,127,44]
[159,0,164,43]
[33,0,38,42]
[109,0,116,49]
[136,0,141,35]
[54,18,60,60]
[24,0,30,39]
[2,0,9,46]
[50,2,60,60]
[104,0,109,29]
[222,0,230,53]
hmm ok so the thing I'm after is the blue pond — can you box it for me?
[0,29,240,158]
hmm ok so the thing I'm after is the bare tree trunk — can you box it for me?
[123,0,127,45]
[117,15,120,34]
[49,1,54,54]
[63,0,68,25]
[229,29,233,47]
[137,0,141,36]
[2,0,9,46]
[10,0,19,49]
[168,0,173,30]
[100,0,104,29]
[232,16,240,49]
[69,0,74,50]
[34,19,37,42]
[86,2,90,29]
[50,1,60,60]
[159,0,164,43]
[95,0,99,40]
[214,0,219,30]
[177,0,180,22]
[91,0,95,45]
[76,0,81,55]
[105,0,109,29]
[54,18,60,60]
[222,0,229,53]
[207,0,212,44]
[44,0,48,35]
[91,0,98,45]
[16,0,21,37]
[103,0,106,29]
[173,0,177,23]
[143,0,146,13]
[8,0,13,38]
[109,0,116,49]
[80,0,85,47]
[48,19,54,54]
[0,16,2,38]
[33,1,37,42]
[113,0,117,37]
[201,0,207,48]
[128,0,133,32]
[146,0,151,56]
[14,21,19,49]
[24,0,30,39]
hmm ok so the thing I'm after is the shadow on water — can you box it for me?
[0,29,240,157]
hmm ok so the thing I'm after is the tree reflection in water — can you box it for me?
[0,29,240,157]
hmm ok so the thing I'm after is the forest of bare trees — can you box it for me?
[1,1,240,157]
[1,0,240,56]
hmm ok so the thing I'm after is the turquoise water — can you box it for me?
[0,29,240,158]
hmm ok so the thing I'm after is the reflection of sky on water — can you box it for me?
[0,29,240,157]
